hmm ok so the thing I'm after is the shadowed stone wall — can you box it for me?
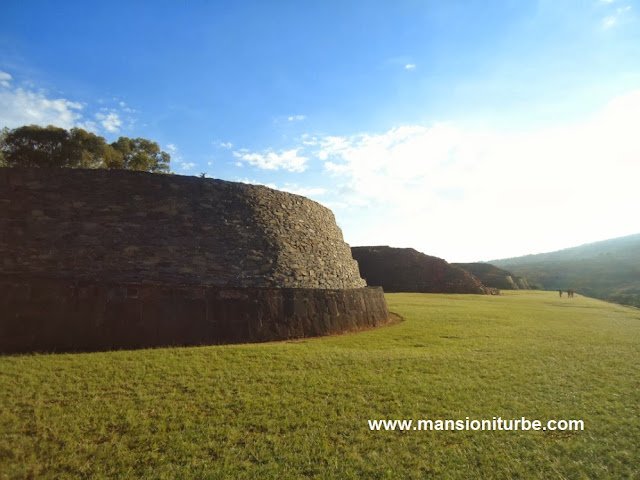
[0,278,388,353]
[0,168,388,353]
[351,246,485,294]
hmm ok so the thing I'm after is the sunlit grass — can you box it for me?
[1,291,639,478]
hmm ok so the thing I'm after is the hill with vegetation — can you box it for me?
[491,233,640,307]
[352,246,485,293]
[452,262,530,290]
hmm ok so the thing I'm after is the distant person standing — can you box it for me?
[559,289,563,298]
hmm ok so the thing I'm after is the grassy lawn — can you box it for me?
[1,291,639,478]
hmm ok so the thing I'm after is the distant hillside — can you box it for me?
[491,233,640,307]
[352,246,485,294]
[452,263,530,290]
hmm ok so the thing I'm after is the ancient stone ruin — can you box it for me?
[351,246,487,294]
[0,168,389,353]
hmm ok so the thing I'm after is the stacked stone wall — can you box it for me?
[0,168,388,353]
[0,168,365,289]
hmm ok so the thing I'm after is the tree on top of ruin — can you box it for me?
[109,136,170,173]
[0,124,170,173]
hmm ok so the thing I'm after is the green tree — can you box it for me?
[0,125,74,167]
[102,144,125,169]
[0,127,8,166]
[110,137,170,173]
[68,127,111,168]
[0,125,170,173]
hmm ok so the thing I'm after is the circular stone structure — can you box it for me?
[0,168,389,353]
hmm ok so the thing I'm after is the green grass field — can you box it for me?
[2,291,639,478]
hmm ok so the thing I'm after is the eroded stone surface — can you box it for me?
[0,168,365,289]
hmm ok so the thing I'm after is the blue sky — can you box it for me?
[2,0,639,262]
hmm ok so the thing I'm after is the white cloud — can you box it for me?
[219,141,234,149]
[115,100,135,113]
[0,71,12,88]
[317,123,472,208]
[601,4,632,28]
[0,72,135,135]
[279,184,326,197]
[300,133,318,146]
[288,114,306,122]
[405,64,416,70]
[316,135,351,161]
[77,120,99,132]
[95,112,122,133]
[302,90,640,260]
[0,86,85,129]
[163,143,197,172]
[237,177,278,190]
[233,148,309,172]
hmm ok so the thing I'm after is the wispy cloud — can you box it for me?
[601,3,632,28]
[232,148,309,172]
[279,184,326,197]
[288,114,306,122]
[0,71,12,88]
[95,111,122,133]
[236,177,278,190]
[0,71,135,135]
[164,143,196,171]
[315,124,474,209]
[319,105,637,205]
[405,64,416,70]
[0,83,84,129]
[117,101,135,113]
